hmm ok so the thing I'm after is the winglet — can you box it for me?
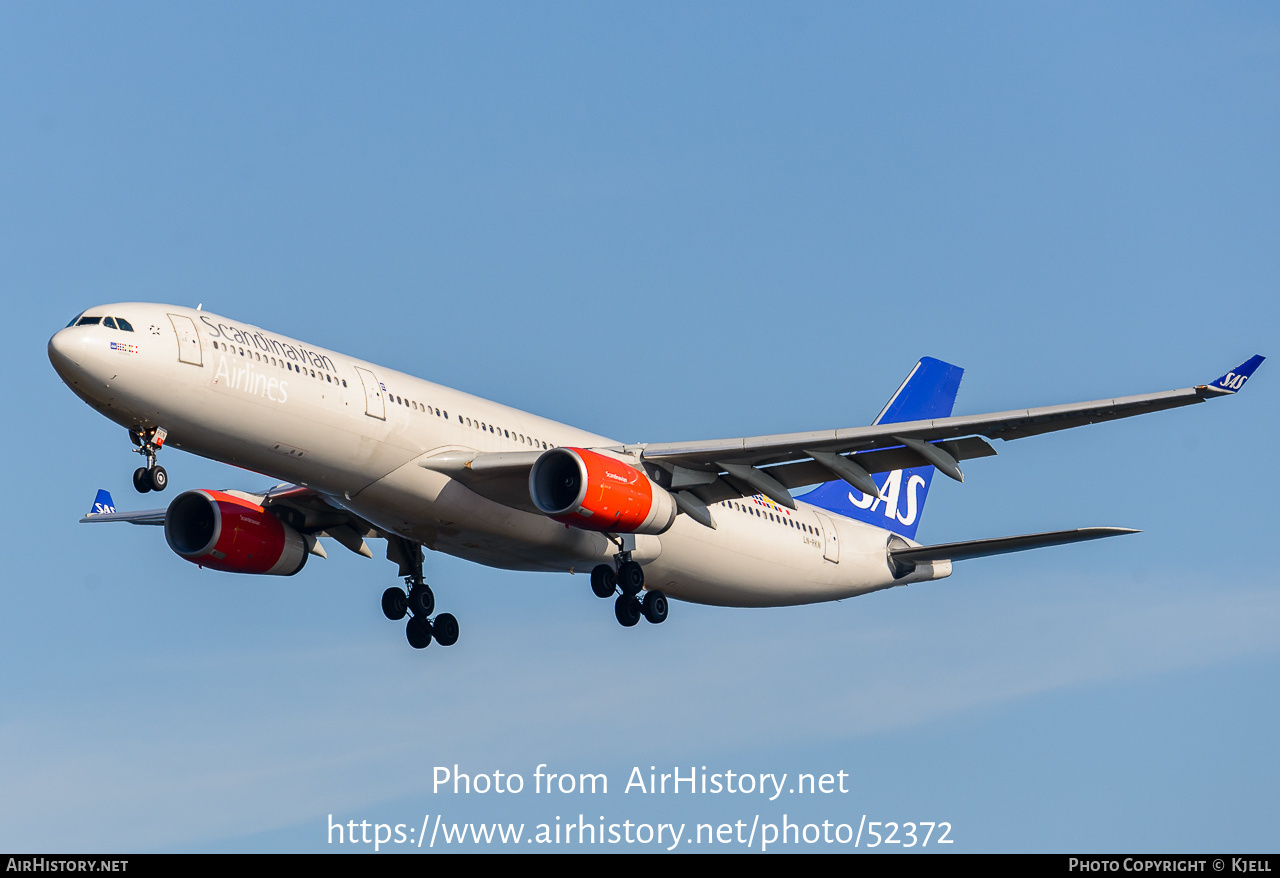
[1206,355,1264,395]
[87,489,116,517]
[79,490,167,525]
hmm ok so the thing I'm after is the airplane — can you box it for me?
[48,303,1264,651]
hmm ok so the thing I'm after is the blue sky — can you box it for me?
[2,3,1277,852]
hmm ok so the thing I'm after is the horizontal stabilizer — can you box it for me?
[890,527,1139,564]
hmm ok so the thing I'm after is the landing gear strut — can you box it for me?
[382,537,459,650]
[130,426,169,493]
[590,534,669,629]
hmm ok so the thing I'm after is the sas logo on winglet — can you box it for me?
[1212,355,1265,394]
[88,489,116,516]
[1219,372,1249,391]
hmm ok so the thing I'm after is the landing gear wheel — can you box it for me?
[590,564,617,599]
[148,465,168,492]
[381,587,407,621]
[129,427,169,493]
[406,615,433,649]
[433,613,459,647]
[617,561,645,596]
[408,585,435,617]
[642,590,669,624]
[615,594,642,627]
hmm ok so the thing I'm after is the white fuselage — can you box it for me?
[48,303,949,607]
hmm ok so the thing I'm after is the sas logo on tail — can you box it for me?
[847,469,927,527]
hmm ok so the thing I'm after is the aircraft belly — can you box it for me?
[342,461,661,573]
[642,507,903,608]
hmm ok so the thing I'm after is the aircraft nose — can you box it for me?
[47,327,82,374]
[48,324,107,386]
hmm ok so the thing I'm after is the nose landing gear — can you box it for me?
[130,426,169,493]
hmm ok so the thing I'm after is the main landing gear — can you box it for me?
[381,538,458,651]
[590,538,668,629]
[130,426,169,493]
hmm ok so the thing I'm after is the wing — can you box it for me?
[637,354,1265,511]
[418,450,545,513]
[80,484,384,561]
[419,355,1263,526]
[80,508,167,525]
[80,488,166,524]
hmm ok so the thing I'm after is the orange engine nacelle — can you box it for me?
[164,489,308,576]
[529,447,677,535]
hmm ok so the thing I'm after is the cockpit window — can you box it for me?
[116,318,134,332]
[103,317,118,329]
[76,316,102,326]
[66,312,86,327]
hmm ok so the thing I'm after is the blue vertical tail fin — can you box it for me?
[801,357,964,540]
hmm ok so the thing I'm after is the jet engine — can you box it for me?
[164,489,308,576]
[529,447,677,535]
